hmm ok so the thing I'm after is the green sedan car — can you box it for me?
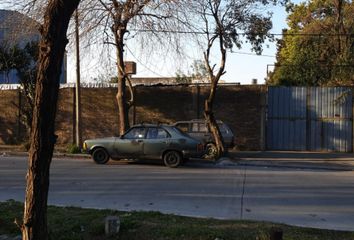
[83,124,205,167]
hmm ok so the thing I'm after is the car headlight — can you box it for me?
[83,142,87,151]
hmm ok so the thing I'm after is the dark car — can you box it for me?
[83,124,204,167]
[173,119,234,158]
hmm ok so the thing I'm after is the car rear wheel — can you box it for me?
[163,151,182,168]
[92,148,110,164]
[205,142,217,159]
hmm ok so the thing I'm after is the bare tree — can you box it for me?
[191,0,275,158]
[10,1,81,239]
[77,0,187,135]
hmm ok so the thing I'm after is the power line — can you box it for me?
[130,28,354,37]
[231,50,275,58]
[125,45,166,77]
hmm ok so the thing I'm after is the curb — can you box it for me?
[235,160,354,171]
[0,151,91,159]
[2,151,353,171]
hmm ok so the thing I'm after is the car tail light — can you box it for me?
[230,137,235,148]
[197,143,204,152]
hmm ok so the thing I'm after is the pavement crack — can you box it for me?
[240,166,247,220]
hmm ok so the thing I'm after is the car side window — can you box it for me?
[147,128,169,139]
[157,128,169,138]
[199,123,208,132]
[124,127,146,139]
[192,123,199,132]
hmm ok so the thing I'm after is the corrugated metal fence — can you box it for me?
[267,87,353,152]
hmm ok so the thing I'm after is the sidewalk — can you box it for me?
[0,145,90,159]
[228,150,354,171]
[1,145,354,170]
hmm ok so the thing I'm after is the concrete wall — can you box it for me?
[0,90,20,144]
[0,85,265,150]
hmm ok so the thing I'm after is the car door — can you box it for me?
[143,127,171,159]
[114,127,146,158]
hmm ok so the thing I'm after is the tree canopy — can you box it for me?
[187,0,278,158]
[268,0,354,86]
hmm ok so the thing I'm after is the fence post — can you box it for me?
[306,87,311,151]
[196,84,200,119]
[17,88,22,141]
[352,87,354,152]
[133,87,136,125]
[72,87,76,144]
[260,86,267,151]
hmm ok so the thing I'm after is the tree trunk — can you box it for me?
[203,22,227,159]
[114,28,130,135]
[22,1,80,240]
[204,78,225,159]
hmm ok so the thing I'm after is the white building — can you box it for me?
[0,9,66,84]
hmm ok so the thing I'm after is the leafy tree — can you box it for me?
[175,69,191,84]
[190,0,276,158]
[17,42,38,136]
[190,60,208,82]
[269,0,354,86]
[174,60,208,84]
[0,41,38,137]
[0,43,26,83]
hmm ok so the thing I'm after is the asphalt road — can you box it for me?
[0,155,354,231]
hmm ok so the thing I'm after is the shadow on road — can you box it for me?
[230,151,354,161]
[105,157,353,172]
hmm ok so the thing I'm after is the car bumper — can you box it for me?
[182,150,204,159]
[82,142,91,154]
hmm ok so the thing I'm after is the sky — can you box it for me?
[0,2,294,85]
[66,3,291,85]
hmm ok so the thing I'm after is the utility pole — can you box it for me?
[75,9,82,148]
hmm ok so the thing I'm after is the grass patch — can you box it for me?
[0,200,353,240]
[66,144,82,154]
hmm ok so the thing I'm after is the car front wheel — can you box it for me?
[163,151,182,168]
[92,148,110,164]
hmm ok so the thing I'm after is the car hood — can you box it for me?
[85,137,118,143]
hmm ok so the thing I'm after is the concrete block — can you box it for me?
[105,216,120,236]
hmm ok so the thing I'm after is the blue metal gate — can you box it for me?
[267,87,353,152]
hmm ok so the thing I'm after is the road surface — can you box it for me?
[0,155,353,231]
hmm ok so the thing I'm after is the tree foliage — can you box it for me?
[0,43,26,83]
[189,0,277,158]
[268,0,354,86]
[0,41,38,136]
[17,42,38,135]
[175,60,209,84]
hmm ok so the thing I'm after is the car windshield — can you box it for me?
[217,123,228,133]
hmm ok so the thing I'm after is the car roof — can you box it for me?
[131,123,172,128]
[174,119,224,124]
